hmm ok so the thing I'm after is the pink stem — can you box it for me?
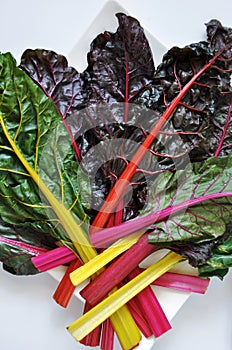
[31,190,232,271]
[128,267,172,338]
[0,236,47,255]
[127,298,153,338]
[152,271,210,294]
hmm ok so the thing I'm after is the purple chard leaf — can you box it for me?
[71,13,156,220]
[20,49,90,118]
[86,12,155,121]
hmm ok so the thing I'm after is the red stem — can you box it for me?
[114,200,124,226]
[91,52,223,232]
[79,301,102,347]
[53,258,82,307]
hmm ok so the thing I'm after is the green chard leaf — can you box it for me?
[198,225,232,279]
[0,53,91,267]
[0,219,57,275]
[147,155,232,245]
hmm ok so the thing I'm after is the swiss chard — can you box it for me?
[1,11,232,350]
[70,13,156,222]
[0,52,95,267]
[90,155,232,245]
[0,52,142,348]
[1,14,231,274]
[89,18,232,232]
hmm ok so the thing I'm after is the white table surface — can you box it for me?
[0,1,232,349]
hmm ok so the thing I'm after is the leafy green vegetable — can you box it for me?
[89,154,232,267]
[87,17,232,233]
[0,52,92,272]
[20,49,90,119]
[0,13,232,281]
[1,13,232,350]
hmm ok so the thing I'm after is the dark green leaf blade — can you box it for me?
[0,219,57,275]
[0,52,90,251]
[198,225,232,278]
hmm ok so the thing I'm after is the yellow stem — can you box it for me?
[0,114,141,348]
[110,304,141,350]
[68,251,184,341]
[70,231,143,286]
[0,115,96,263]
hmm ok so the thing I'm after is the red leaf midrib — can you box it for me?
[90,51,223,233]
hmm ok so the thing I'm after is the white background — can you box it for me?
[0,1,232,349]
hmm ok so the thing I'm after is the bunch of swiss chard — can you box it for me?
[0,12,232,350]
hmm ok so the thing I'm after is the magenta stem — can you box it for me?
[91,191,232,247]
[31,191,232,272]
[31,246,76,272]
[0,236,48,255]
